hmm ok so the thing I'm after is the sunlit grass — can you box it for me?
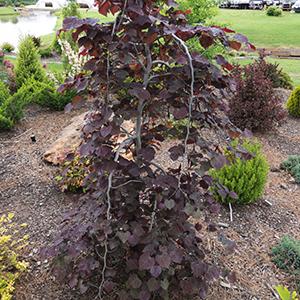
[212,9,300,48]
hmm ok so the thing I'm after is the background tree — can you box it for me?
[178,0,220,24]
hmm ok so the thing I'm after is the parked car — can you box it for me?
[292,0,300,12]
[249,0,264,9]
[230,0,251,8]
[281,0,295,10]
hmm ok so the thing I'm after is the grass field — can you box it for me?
[0,7,19,16]
[212,9,300,48]
[234,56,300,86]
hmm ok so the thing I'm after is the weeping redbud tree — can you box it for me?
[49,0,255,299]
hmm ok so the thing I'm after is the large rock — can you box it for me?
[43,112,87,165]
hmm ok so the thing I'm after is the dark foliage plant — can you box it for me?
[229,61,286,132]
[46,1,255,299]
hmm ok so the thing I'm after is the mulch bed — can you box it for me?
[1,98,300,299]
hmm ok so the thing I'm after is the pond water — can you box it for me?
[0,11,57,49]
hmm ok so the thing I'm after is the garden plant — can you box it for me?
[0,213,28,300]
[272,236,300,292]
[287,86,300,117]
[210,139,269,205]
[229,60,286,132]
[45,0,256,298]
[281,155,300,183]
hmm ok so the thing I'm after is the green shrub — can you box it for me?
[178,0,219,24]
[8,78,74,111]
[0,78,76,130]
[275,286,299,300]
[51,1,81,55]
[1,42,14,53]
[0,213,28,300]
[1,83,33,125]
[281,155,300,183]
[266,6,283,16]
[210,139,269,205]
[272,236,300,285]
[15,36,46,89]
[48,89,77,111]
[61,0,81,19]
[287,86,300,117]
[0,81,10,106]
[0,113,13,130]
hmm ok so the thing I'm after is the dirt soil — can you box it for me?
[1,99,300,299]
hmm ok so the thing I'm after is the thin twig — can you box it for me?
[229,202,233,222]
[152,59,171,68]
[111,179,142,189]
[136,44,153,153]
[149,197,157,232]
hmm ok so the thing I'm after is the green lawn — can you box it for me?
[0,7,19,16]
[234,56,300,86]
[212,9,300,48]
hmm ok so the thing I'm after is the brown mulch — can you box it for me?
[0,105,83,300]
[1,96,300,299]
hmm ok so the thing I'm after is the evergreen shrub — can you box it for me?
[15,36,46,89]
[287,86,300,117]
[210,139,269,205]
[272,236,300,292]
[1,42,14,53]
[281,155,300,183]
[0,81,10,106]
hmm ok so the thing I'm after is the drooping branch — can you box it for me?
[172,33,195,157]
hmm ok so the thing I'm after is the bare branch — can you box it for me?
[111,179,142,189]
[172,33,195,155]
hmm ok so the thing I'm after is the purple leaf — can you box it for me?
[129,87,151,100]
[100,125,112,137]
[211,155,228,170]
[139,253,155,270]
[173,107,188,120]
[150,265,162,278]
[191,261,208,278]
[140,147,155,161]
[128,274,142,289]
[147,278,160,292]
[156,253,171,269]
